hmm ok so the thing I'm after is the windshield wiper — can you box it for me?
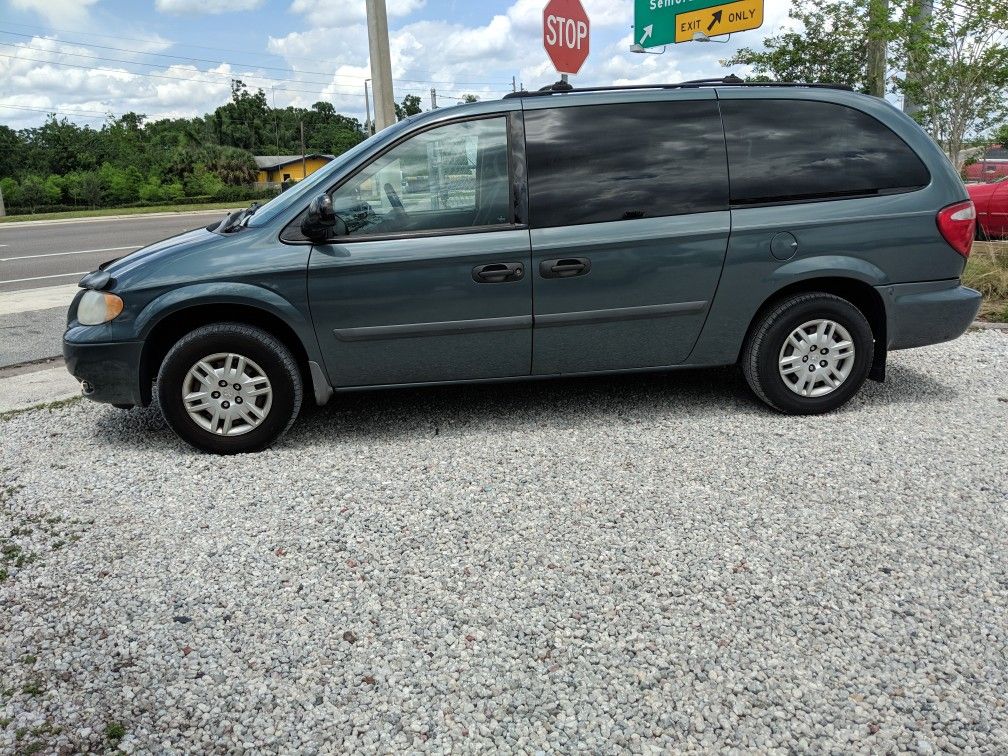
[217,202,260,233]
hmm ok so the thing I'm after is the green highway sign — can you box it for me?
[634,0,732,47]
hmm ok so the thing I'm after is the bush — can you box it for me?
[0,176,21,207]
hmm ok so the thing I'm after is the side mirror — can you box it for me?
[301,194,345,241]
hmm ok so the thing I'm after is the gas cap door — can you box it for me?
[770,232,799,261]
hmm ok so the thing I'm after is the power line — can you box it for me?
[0,48,506,103]
[0,24,516,87]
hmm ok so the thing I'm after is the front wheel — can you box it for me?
[742,293,874,415]
[157,323,303,454]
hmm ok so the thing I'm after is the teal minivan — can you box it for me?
[64,78,982,454]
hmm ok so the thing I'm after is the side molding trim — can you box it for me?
[334,315,534,342]
[535,301,708,328]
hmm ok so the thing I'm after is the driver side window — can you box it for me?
[330,117,511,237]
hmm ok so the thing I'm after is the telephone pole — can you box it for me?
[364,79,373,135]
[430,88,438,109]
[866,0,890,97]
[902,0,933,117]
[365,0,396,131]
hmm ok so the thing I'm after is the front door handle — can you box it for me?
[472,262,524,284]
[540,258,591,278]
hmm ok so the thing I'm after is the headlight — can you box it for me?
[77,290,124,326]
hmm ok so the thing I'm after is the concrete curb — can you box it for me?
[971,322,1008,331]
[0,208,233,229]
[0,365,81,415]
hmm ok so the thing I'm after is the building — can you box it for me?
[254,154,335,185]
[965,146,1008,182]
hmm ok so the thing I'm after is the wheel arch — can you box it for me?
[139,301,321,407]
[743,276,888,381]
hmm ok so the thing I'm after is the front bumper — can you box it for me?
[880,280,982,351]
[63,338,144,407]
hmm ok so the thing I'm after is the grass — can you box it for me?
[963,240,1008,322]
[0,201,241,223]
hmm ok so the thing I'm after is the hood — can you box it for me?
[102,226,220,282]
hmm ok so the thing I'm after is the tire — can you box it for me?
[157,323,303,454]
[742,293,874,415]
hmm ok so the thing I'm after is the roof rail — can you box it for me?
[503,75,853,99]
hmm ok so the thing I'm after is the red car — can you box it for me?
[968,178,1008,239]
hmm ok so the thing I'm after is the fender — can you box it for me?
[688,254,889,366]
[767,254,888,287]
[134,282,334,404]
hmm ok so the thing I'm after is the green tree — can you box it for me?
[43,174,64,204]
[19,175,46,212]
[79,171,103,208]
[994,124,1008,145]
[723,0,871,90]
[0,177,21,207]
[893,0,1008,168]
[460,94,480,103]
[394,94,423,121]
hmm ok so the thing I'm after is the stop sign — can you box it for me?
[543,0,590,76]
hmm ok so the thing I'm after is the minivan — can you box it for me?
[64,77,982,454]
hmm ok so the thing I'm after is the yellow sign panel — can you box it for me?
[674,0,764,43]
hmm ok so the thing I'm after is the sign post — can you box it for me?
[543,0,590,77]
[634,0,763,47]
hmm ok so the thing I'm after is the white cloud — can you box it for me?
[9,0,98,27]
[288,0,426,27]
[0,0,799,130]
[155,0,264,14]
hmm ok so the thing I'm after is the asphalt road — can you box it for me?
[0,211,232,368]
[0,211,230,293]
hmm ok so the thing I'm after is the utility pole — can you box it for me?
[364,79,373,135]
[300,121,306,180]
[903,0,933,117]
[866,0,890,98]
[365,0,396,131]
[512,76,517,93]
[0,184,5,218]
[430,88,438,109]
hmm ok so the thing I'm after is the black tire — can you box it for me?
[742,293,874,415]
[157,323,302,454]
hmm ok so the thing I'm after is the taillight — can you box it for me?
[936,200,976,258]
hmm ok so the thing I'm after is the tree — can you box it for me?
[994,124,1008,146]
[893,0,1008,168]
[461,94,480,103]
[19,175,46,212]
[0,177,21,207]
[79,172,103,208]
[395,94,423,121]
[723,0,871,90]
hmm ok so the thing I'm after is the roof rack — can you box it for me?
[503,75,853,99]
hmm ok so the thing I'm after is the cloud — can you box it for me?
[288,0,426,27]
[9,0,99,27]
[155,0,264,14]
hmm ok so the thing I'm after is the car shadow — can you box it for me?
[92,360,958,453]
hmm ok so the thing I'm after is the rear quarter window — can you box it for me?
[524,100,729,228]
[719,99,931,206]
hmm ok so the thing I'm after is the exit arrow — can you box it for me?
[639,24,653,45]
[707,10,723,31]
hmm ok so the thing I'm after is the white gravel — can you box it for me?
[1,330,1006,753]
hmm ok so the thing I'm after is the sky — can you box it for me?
[0,0,794,130]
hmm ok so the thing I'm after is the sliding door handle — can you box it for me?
[540,258,591,279]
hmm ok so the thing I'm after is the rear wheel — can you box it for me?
[157,323,302,454]
[742,293,874,415]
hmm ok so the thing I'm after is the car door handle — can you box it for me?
[472,262,524,284]
[540,258,591,278]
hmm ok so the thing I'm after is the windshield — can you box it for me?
[246,118,418,228]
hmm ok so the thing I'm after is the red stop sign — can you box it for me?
[543,0,590,76]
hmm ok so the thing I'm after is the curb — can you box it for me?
[0,208,233,229]
[970,322,1008,331]
[0,364,80,415]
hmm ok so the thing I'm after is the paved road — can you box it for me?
[0,211,230,294]
[0,211,232,368]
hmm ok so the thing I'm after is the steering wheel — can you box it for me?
[383,182,407,215]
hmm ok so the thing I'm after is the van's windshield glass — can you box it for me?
[246,118,417,228]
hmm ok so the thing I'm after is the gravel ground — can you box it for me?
[1,330,1006,754]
